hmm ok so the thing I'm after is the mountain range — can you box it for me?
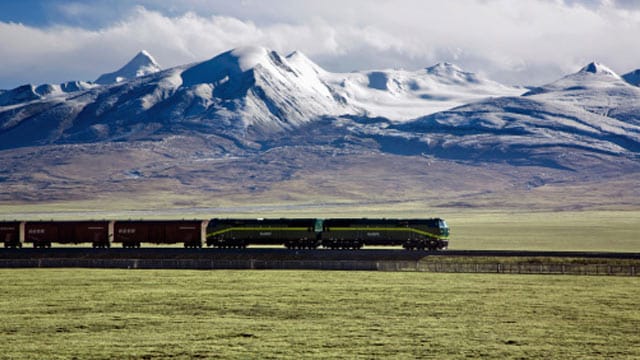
[0,47,638,211]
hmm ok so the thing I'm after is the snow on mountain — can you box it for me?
[580,62,620,77]
[3,46,522,147]
[322,62,523,122]
[392,96,640,157]
[525,62,623,96]
[60,81,96,93]
[0,80,97,108]
[523,61,640,126]
[0,85,41,107]
[0,49,639,173]
[95,50,162,85]
[33,81,97,97]
[176,46,344,132]
[622,69,640,86]
[0,46,349,146]
[0,47,524,145]
[375,61,640,167]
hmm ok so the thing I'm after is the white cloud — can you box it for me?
[1,1,640,88]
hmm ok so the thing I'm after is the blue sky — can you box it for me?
[1,0,640,89]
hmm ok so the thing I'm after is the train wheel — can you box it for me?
[427,240,437,251]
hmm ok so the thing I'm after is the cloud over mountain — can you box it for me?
[2,2,640,89]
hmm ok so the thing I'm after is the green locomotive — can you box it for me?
[206,218,449,250]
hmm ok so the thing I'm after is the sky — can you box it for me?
[1,0,640,89]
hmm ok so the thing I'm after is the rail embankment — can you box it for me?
[0,255,638,276]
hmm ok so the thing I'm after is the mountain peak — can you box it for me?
[95,50,162,85]
[130,50,159,68]
[523,62,627,97]
[229,46,271,72]
[622,69,640,86]
[426,62,464,75]
[180,46,274,87]
[424,62,481,84]
[578,62,619,77]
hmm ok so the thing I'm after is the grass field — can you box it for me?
[1,269,639,359]
[442,210,640,251]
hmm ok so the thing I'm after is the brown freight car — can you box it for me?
[1,221,22,248]
[24,221,111,248]
[113,220,207,248]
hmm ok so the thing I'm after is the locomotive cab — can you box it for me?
[435,218,450,250]
[438,219,449,237]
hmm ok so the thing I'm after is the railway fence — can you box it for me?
[0,258,637,276]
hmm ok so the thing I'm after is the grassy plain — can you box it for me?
[1,269,639,359]
[442,210,640,251]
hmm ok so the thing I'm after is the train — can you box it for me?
[0,217,449,250]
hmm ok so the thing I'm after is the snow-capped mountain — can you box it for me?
[1,48,639,165]
[0,48,639,208]
[323,62,523,121]
[0,46,524,148]
[176,47,346,133]
[382,62,640,167]
[95,50,162,85]
[522,62,640,125]
[0,81,97,107]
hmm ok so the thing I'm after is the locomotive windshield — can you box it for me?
[439,219,449,236]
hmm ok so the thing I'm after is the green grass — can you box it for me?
[442,210,640,251]
[1,269,639,359]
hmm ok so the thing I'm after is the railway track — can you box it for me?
[1,248,639,261]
